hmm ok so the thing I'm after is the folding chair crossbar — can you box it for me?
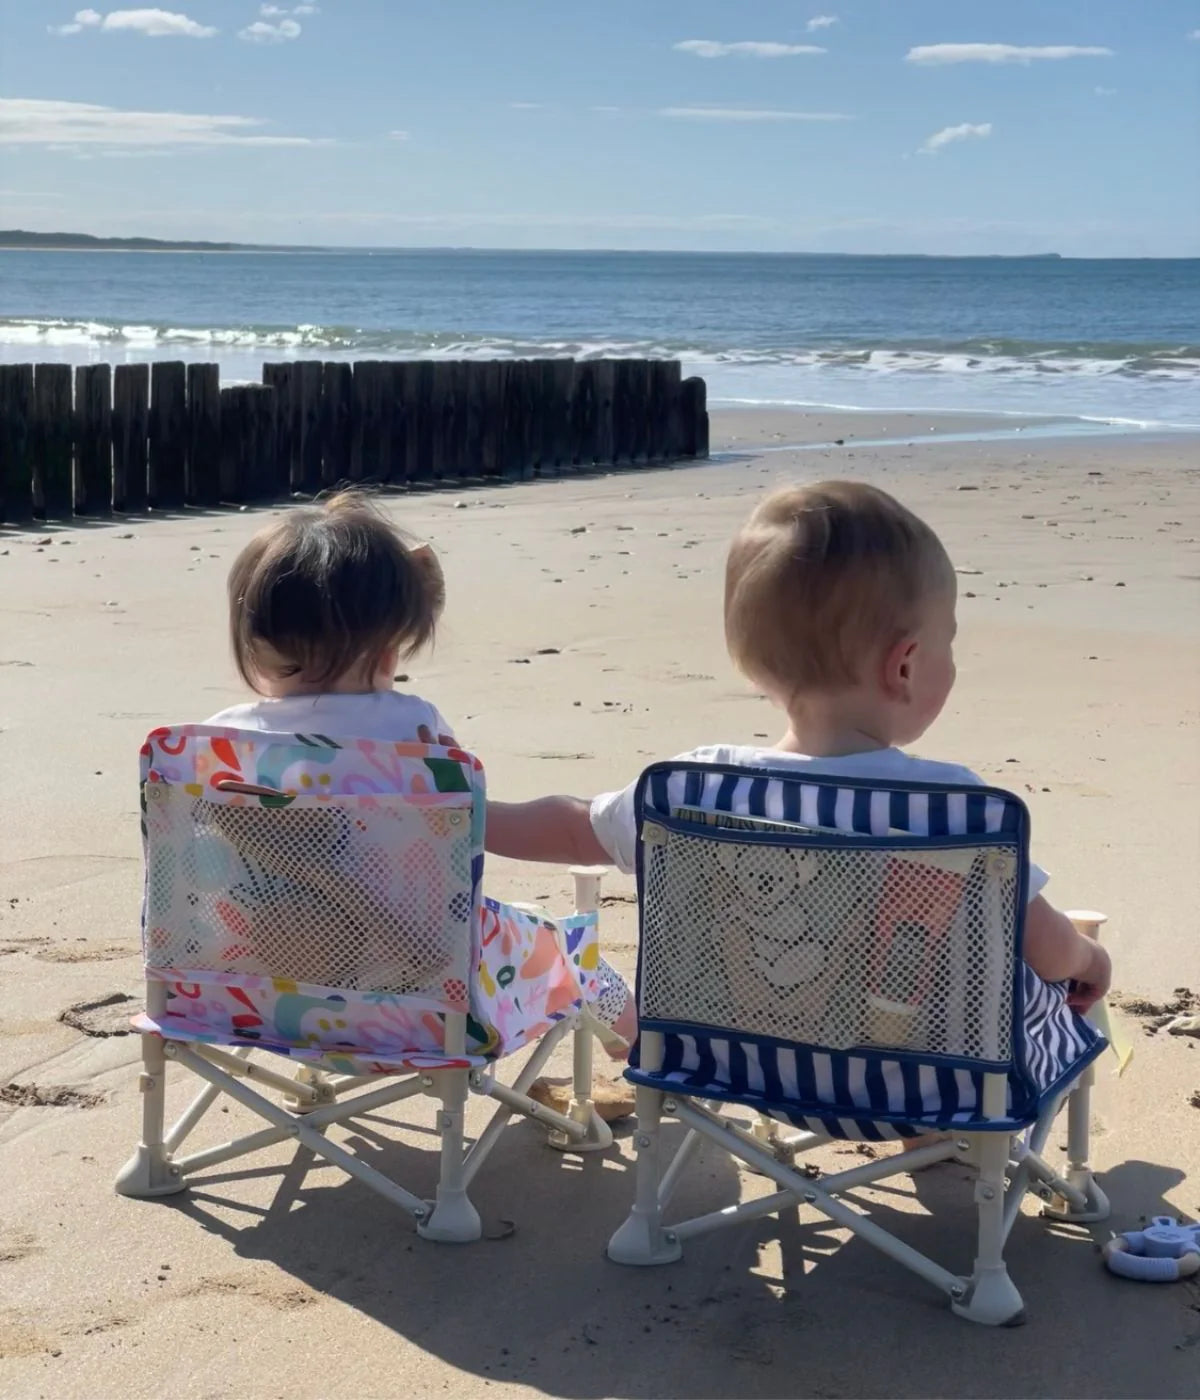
[606,763,1112,1325]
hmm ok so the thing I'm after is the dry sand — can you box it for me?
[1,409,1198,1399]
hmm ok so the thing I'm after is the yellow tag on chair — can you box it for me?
[1089,998,1134,1075]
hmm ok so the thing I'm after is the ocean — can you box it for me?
[1,249,1197,429]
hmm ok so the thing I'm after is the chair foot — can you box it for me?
[607,1210,684,1266]
[951,1266,1026,1326]
[548,1103,614,1154]
[416,1190,482,1244]
[114,1145,187,1199]
[1042,1173,1111,1224]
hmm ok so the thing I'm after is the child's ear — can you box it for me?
[408,542,446,613]
[881,636,918,699]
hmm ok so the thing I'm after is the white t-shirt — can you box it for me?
[205,690,456,744]
[590,743,1049,901]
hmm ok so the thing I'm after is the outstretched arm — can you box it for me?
[1023,896,1112,1012]
[485,797,611,867]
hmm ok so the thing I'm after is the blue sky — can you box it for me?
[1,0,1197,254]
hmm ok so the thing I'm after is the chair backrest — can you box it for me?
[632,761,1100,1130]
[140,725,483,1062]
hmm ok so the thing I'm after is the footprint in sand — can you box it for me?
[58,991,138,1038]
[0,1083,105,1109]
[182,1274,319,1311]
[34,944,138,964]
[0,1228,41,1264]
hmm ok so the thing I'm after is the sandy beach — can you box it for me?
[1,408,1197,1399]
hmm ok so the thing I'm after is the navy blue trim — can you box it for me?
[623,1068,1033,1134]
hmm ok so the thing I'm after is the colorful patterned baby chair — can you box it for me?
[116,725,613,1243]
[606,760,1110,1325]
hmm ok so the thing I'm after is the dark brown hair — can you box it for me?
[228,489,444,693]
[725,480,953,694]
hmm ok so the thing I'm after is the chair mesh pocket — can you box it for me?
[639,821,1017,1061]
[143,784,473,997]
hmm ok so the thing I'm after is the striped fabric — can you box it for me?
[626,761,1105,1139]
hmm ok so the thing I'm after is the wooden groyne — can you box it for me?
[0,358,709,524]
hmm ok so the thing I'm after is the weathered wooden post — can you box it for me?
[571,360,598,467]
[320,361,352,488]
[32,364,74,519]
[458,361,484,480]
[262,363,294,490]
[148,361,186,510]
[0,363,34,523]
[649,360,682,463]
[186,363,221,507]
[350,360,385,482]
[73,364,112,514]
[681,376,709,458]
[218,385,246,502]
[591,359,616,466]
[292,361,323,493]
[246,385,277,499]
[112,364,149,513]
[477,360,508,478]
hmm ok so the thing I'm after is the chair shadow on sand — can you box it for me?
[155,1105,1198,1400]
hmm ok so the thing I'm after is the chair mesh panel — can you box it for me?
[144,785,472,997]
[640,821,1017,1061]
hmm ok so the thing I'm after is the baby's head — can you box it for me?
[228,489,443,696]
[725,481,957,747]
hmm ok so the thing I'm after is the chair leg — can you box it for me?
[1042,1068,1110,1223]
[952,1131,1025,1326]
[417,1069,482,1243]
[606,1083,683,1266]
[548,1019,614,1153]
[114,1031,186,1198]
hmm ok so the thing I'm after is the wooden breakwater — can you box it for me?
[0,358,709,524]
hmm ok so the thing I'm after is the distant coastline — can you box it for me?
[0,230,1073,257]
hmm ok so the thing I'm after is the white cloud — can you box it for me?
[294,3,319,12]
[387,130,410,141]
[508,102,543,110]
[806,15,838,31]
[906,43,1112,65]
[0,97,323,148]
[1094,85,1117,96]
[661,107,851,122]
[919,121,992,154]
[1188,29,1200,40]
[52,8,216,37]
[673,39,825,59]
[261,2,317,13]
[49,7,102,33]
[239,18,301,42]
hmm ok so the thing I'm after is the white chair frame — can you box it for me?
[608,912,1112,1326]
[116,868,614,1243]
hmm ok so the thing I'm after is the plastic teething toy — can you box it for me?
[1103,1217,1200,1282]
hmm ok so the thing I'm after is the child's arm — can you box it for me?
[485,797,612,867]
[1023,895,1112,1013]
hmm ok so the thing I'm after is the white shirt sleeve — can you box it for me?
[589,780,640,875]
[589,746,728,876]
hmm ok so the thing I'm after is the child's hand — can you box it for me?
[1067,942,1112,1015]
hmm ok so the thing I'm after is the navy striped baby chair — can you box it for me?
[606,760,1110,1325]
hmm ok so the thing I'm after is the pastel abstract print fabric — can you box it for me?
[137,726,599,1074]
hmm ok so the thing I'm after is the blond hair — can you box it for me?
[724,480,953,695]
[228,489,443,693]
